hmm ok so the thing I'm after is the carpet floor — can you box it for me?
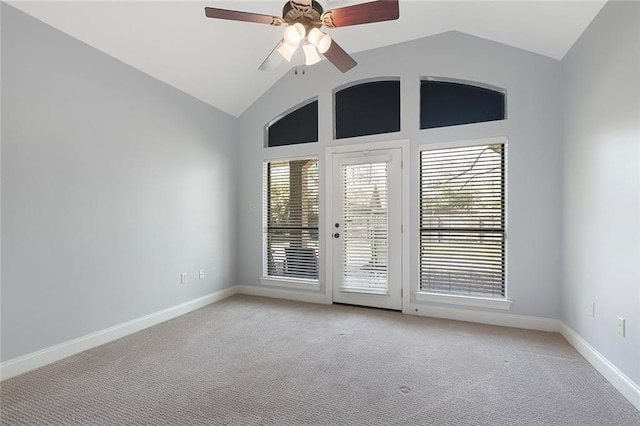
[1,294,639,425]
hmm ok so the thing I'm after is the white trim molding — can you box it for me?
[260,276,321,291]
[415,292,513,310]
[405,302,639,411]
[560,322,640,411]
[237,284,331,305]
[0,287,237,381]
[419,136,508,153]
[406,302,561,332]
[3,285,637,413]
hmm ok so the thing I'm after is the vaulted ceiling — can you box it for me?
[7,0,607,117]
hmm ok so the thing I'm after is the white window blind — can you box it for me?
[340,162,389,294]
[420,143,505,298]
[264,158,319,280]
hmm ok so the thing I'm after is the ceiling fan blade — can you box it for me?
[323,0,399,28]
[204,7,282,25]
[323,40,357,73]
[259,40,286,71]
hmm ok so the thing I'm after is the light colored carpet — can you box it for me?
[1,294,639,425]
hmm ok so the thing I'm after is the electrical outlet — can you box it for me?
[588,301,595,317]
[181,272,188,284]
[199,269,205,280]
[617,317,625,337]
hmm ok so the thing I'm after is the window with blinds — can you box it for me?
[419,142,506,298]
[264,158,319,280]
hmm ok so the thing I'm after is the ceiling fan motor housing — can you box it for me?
[283,0,325,30]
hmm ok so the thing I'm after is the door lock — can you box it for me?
[333,233,340,238]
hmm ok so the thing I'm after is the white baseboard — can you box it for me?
[406,303,639,410]
[560,322,640,411]
[406,303,562,332]
[0,287,238,381]
[3,286,638,413]
[236,284,331,305]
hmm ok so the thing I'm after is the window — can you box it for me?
[420,79,505,129]
[264,158,319,281]
[334,80,400,139]
[419,140,506,299]
[266,99,318,147]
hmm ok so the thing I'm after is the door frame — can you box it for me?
[324,139,410,310]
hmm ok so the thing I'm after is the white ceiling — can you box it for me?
[7,0,607,117]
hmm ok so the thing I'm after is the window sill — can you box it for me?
[260,276,321,291]
[415,292,512,310]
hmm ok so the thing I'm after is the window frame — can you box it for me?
[416,137,512,310]
[261,156,321,291]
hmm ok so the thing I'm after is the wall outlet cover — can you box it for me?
[617,316,625,337]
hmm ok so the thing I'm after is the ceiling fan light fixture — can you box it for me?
[308,28,332,54]
[303,43,322,66]
[277,42,298,62]
[283,22,306,46]
[205,0,398,73]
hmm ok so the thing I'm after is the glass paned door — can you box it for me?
[331,149,402,310]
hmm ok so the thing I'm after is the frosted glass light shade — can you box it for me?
[283,23,306,46]
[277,42,298,62]
[303,44,321,65]
[308,28,332,53]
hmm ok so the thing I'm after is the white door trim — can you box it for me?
[325,139,410,309]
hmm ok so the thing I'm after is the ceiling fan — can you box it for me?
[204,0,399,73]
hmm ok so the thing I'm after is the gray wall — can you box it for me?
[1,5,238,362]
[562,0,639,386]
[8,1,636,391]
[237,31,564,319]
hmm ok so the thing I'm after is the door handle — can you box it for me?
[333,233,340,238]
